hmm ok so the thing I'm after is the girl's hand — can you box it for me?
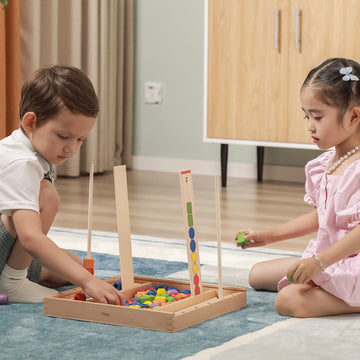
[234,229,270,249]
[82,276,126,305]
[286,257,324,284]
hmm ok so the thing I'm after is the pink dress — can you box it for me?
[278,151,360,306]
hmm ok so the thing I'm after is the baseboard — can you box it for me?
[131,156,305,183]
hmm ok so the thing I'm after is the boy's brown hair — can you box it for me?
[19,65,99,129]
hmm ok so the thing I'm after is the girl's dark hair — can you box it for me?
[19,65,99,128]
[302,58,360,122]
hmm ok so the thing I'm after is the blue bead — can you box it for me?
[181,289,191,294]
[113,280,122,290]
[189,227,195,239]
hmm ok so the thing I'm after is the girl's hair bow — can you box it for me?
[340,67,359,81]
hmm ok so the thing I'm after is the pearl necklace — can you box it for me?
[325,145,360,175]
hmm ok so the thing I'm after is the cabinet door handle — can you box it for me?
[274,5,278,49]
[295,5,299,49]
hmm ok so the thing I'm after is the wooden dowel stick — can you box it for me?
[214,175,223,299]
[87,163,94,259]
[83,164,95,274]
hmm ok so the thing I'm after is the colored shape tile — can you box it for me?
[193,274,199,285]
[186,202,192,214]
[189,227,195,240]
[187,214,194,226]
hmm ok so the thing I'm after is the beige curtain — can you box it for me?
[20,0,133,176]
[0,0,21,139]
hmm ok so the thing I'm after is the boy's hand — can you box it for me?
[82,276,126,305]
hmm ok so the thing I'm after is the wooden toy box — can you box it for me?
[44,275,246,332]
[44,166,247,332]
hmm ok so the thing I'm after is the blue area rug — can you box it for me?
[0,250,287,360]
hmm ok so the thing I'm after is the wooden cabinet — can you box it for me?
[206,0,360,145]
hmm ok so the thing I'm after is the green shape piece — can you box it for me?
[187,214,194,226]
[137,295,155,304]
[237,232,250,246]
[167,296,176,303]
[288,270,295,283]
[186,202,192,214]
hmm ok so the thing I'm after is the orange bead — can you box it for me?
[83,258,95,274]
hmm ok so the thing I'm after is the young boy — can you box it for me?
[0,65,125,305]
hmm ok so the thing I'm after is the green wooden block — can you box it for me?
[237,232,250,246]
[137,295,155,304]
[186,202,192,214]
[187,214,194,226]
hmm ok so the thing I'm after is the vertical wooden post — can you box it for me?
[179,170,203,296]
[113,165,134,290]
[214,175,223,298]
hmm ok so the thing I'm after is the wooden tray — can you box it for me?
[44,276,246,332]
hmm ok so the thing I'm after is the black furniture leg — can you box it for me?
[257,146,264,183]
[221,144,264,186]
[220,144,228,187]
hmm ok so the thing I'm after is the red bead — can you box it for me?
[74,293,86,301]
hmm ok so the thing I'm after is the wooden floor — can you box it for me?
[53,169,315,252]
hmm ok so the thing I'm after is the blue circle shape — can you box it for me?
[189,227,195,239]
[190,239,196,252]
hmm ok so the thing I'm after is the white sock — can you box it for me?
[0,264,58,303]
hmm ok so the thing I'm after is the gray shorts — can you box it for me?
[0,216,42,283]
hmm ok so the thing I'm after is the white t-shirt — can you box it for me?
[0,129,52,215]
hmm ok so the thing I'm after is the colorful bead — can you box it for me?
[124,284,191,309]
[0,294,8,305]
[113,281,122,290]
[74,293,86,301]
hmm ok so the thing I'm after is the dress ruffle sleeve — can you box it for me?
[303,151,333,207]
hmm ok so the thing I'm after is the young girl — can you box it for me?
[0,65,125,305]
[237,58,360,318]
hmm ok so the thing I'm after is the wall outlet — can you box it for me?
[145,82,162,104]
